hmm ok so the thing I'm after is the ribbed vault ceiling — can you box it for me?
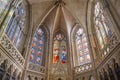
[28,0,88,35]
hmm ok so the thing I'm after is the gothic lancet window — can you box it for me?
[29,28,45,65]
[5,4,27,54]
[94,2,113,49]
[75,28,91,65]
[53,33,67,64]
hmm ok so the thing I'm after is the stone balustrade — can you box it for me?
[28,63,46,74]
[0,33,25,67]
[74,63,92,74]
[96,34,120,65]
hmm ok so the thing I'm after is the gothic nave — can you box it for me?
[0,0,120,80]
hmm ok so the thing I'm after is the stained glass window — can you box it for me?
[29,28,45,65]
[12,26,21,44]
[4,4,27,54]
[7,19,18,39]
[94,2,113,49]
[53,33,67,64]
[20,7,24,16]
[75,28,91,65]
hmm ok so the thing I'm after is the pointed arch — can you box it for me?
[4,2,28,55]
[93,1,114,50]
[71,24,91,66]
[29,25,49,66]
[86,0,120,61]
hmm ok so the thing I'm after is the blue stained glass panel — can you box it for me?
[29,28,44,65]
[8,20,17,39]
[12,26,21,44]
[20,7,25,16]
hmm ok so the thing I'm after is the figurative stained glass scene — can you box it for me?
[75,28,91,65]
[29,28,44,65]
[94,2,113,49]
[53,33,67,64]
[0,0,120,80]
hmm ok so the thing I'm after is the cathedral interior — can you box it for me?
[0,0,120,80]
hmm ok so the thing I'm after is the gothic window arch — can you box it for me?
[29,27,47,66]
[94,2,113,50]
[5,3,27,54]
[53,32,67,64]
[72,26,91,66]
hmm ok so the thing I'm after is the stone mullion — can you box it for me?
[96,7,106,47]
[100,0,120,40]
[92,11,102,53]
[101,9,114,37]
[15,29,22,48]
[33,33,38,64]
[92,23,102,70]
[0,2,14,38]
[45,34,49,78]
[96,22,105,48]
[100,20,108,44]
[0,0,21,39]
[11,22,20,43]
[78,36,82,65]
[41,36,45,66]
[99,7,108,39]
[100,19,111,56]
[13,5,25,45]
[100,1,119,44]
[91,1,100,60]
[6,14,16,36]
[92,26,101,56]
[85,32,94,64]
[105,0,120,32]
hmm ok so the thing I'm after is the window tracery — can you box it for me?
[5,4,26,54]
[94,2,113,49]
[53,33,67,64]
[75,28,91,66]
